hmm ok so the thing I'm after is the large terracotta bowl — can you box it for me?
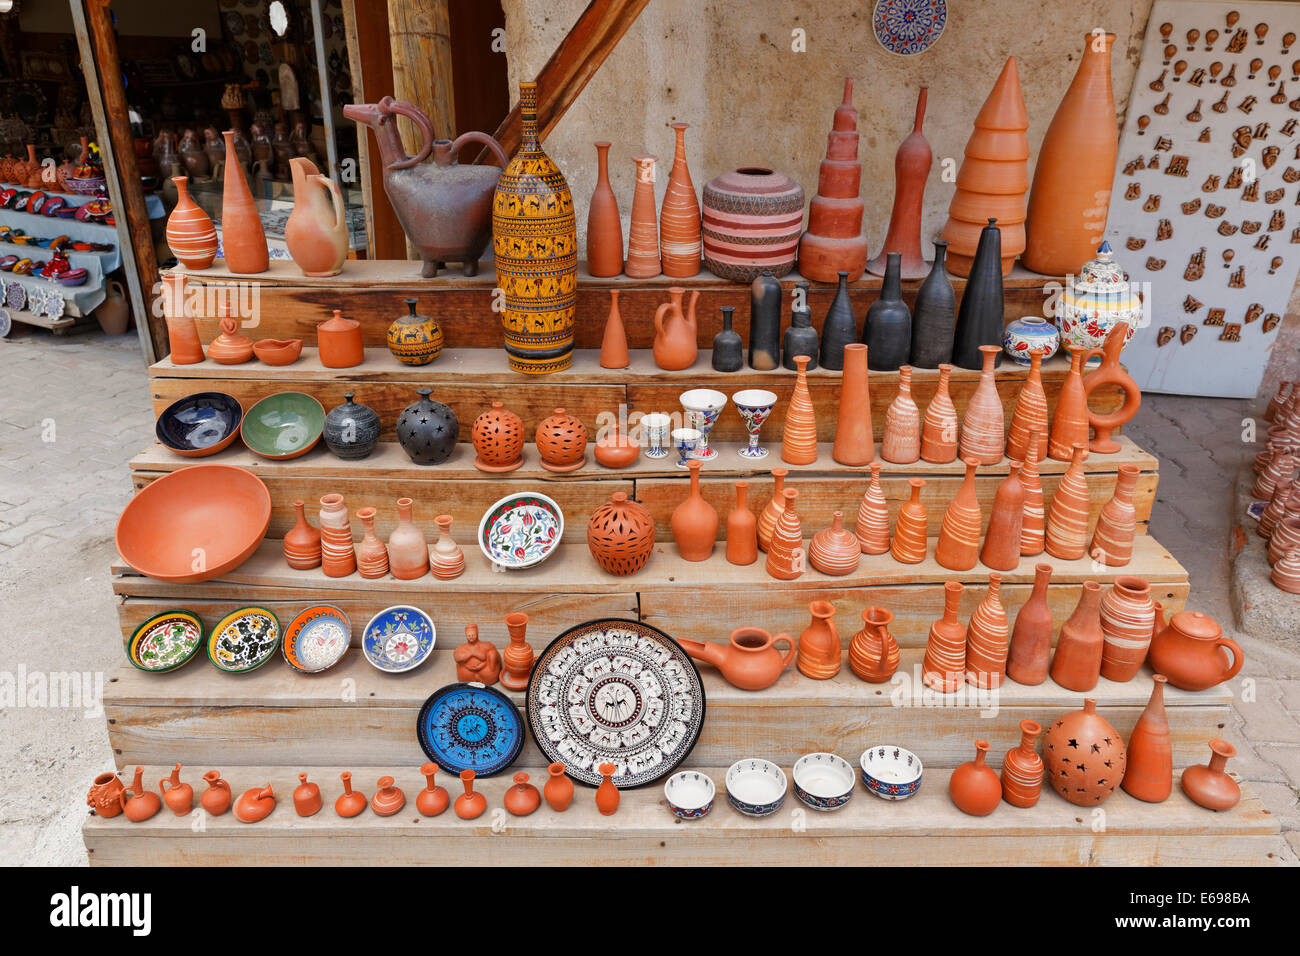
[155,391,243,458]
[115,464,271,583]
[240,391,325,460]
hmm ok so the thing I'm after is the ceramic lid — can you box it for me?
[1063,241,1141,304]
[1169,610,1222,639]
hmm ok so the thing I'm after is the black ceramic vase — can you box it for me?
[396,387,458,465]
[712,306,744,372]
[952,218,1004,370]
[819,270,857,371]
[909,240,957,368]
[748,269,782,370]
[864,252,912,371]
[783,281,819,370]
[323,392,381,460]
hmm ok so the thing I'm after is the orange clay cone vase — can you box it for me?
[625,155,661,278]
[799,78,869,282]
[832,343,873,466]
[220,130,269,274]
[1006,562,1053,685]
[921,363,959,463]
[766,488,805,580]
[882,365,921,463]
[867,85,931,279]
[849,606,900,683]
[586,142,623,278]
[960,346,1006,464]
[660,122,702,278]
[1045,443,1090,560]
[1099,575,1156,683]
[1000,719,1044,807]
[284,499,321,570]
[501,612,534,691]
[855,461,891,555]
[726,481,759,566]
[966,572,1009,689]
[1019,430,1046,555]
[1050,580,1104,691]
[797,600,841,680]
[809,510,860,576]
[318,493,356,578]
[936,458,982,570]
[599,290,630,369]
[454,770,486,819]
[355,507,389,579]
[1122,674,1173,802]
[1006,349,1049,463]
[891,476,929,563]
[1091,464,1139,566]
[949,741,1002,816]
[782,356,818,465]
[672,460,718,561]
[980,462,1024,572]
[757,468,787,553]
[923,581,966,692]
[1049,348,1092,461]
[335,771,366,818]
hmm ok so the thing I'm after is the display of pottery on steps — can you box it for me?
[868,85,931,279]
[799,78,869,282]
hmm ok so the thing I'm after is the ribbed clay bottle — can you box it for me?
[1045,443,1090,560]
[355,507,389,579]
[660,122,702,277]
[283,499,321,570]
[1006,562,1053,685]
[833,343,873,466]
[757,468,788,553]
[960,345,1006,464]
[921,363,959,463]
[922,580,966,692]
[781,356,818,465]
[809,511,860,576]
[965,572,1009,689]
[855,461,891,554]
[1006,348,1049,463]
[936,458,982,570]
[1122,674,1172,803]
[1049,348,1091,460]
[1000,719,1044,807]
[1050,580,1104,691]
[891,477,928,563]
[1090,464,1138,566]
[587,142,623,277]
[980,462,1024,571]
[797,599,841,679]
[1019,430,1046,555]
[882,366,921,464]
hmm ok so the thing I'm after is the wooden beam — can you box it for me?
[386,0,457,148]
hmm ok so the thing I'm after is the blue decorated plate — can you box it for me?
[416,682,525,776]
[873,0,947,56]
[361,605,435,673]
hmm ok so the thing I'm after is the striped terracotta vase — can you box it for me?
[848,606,900,683]
[920,363,959,463]
[809,511,860,576]
[922,580,966,692]
[1000,719,1044,807]
[1019,430,1046,555]
[317,493,356,578]
[659,123,701,277]
[1259,483,1292,539]
[1098,576,1156,682]
[1045,443,1090,560]
[702,167,804,280]
[890,477,928,564]
[1090,463,1138,565]
[1006,349,1049,463]
[959,345,1006,464]
[625,155,661,278]
[855,461,891,554]
[765,488,805,580]
[781,356,818,465]
[882,365,921,463]
[756,468,788,553]
[936,458,982,571]
[979,462,1024,572]
[965,572,1009,689]
[165,176,218,269]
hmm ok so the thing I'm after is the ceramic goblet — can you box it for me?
[671,427,703,468]
[732,389,778,459]
[679,388,727,461]
[641,412,672,459]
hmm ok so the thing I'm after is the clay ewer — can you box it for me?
[910,241,958,368]
[596,763,620,816]
[1044,443,1090,560]
[848,606,900,683]
[398,388,459,466]
[680,627,795,691]
[219,130,269,274]
[626,155,661,278]
[809,510,860,576]
[725,481,759,566]
[430,514,466,580]
[453,624,502,684]
[234,784,275,823]
[867,85,931,279]
[781,355,819,465]
[936,458,982,571]
[891,476,929,564]
[833,343,873,466]
[504,772,541,816]
[920,363,959,463]
[371,776,406,816]
[536,407,588,472]
[544,762,574,812]
[855,461,891,555]
[660,122,702,278]
[501,612,534,692]
[387,497,429,580]
[285,157,348,276]
[1099,575,1156,682]
[387,297,443,366]
[588,491,655,575]
[1147,611,1243,692]
[765,488,806,580]
[454,770,486,820]
[1043,698,1127,806]
[980,462,1024,572]
[1007,563,1053,685]
[293,773,322,816]
[949,741,1001,816]
[1006,349,1049,463]
[120,766,162,822]
[797,600,841,680]
[165,176,218,269]
[653,286,699,371]
[960,345,1006,464]
[672,460,719,561]
[757,468,788,553]
[1082,321,1143,454]
[472,401,525,472]
[417,763,450,816]
[207,316,254,364]
[863,253,912,371]
[159,763,194,815]
[87,772,126,819]
[1051,580,1105,692]
[1001,720,1045,808]
[882,366,921,464]
[1122,674,1173,803]
[965,572,1010,690]
[587,142,623,277]
[599,290,630,369]
[922,581,966,692]
[200,771,232,816]
[317,309,364,369]
[1181,741,1241,811]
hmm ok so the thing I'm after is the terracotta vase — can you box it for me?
[1001,720,1045,807]
[317,309,364,369]
[867,85,931,278]
[980,462,1024,571]
[501,612,534,691]
[1260,483,1292,540]
[798,600,841,679]
[702,167,805,280]
[849,606,900,683]
[283,499,322,570]
[910,242,958,367]
[757,468,788,553]
[355,507,389,579]
[1269,515,1300,565]
[165,176,218,269]
[951,220,1007,367]
[417,763,449,816]
[672,460,719,561]
[833,344,873,466]
[1007,563,1053,685]
[936,458,982,571]
[1020,433,1046,555]
[234,785,276,823]
[536,407,589,472]
[1148,611,1243,692]
[949,741,1002,816]
[587,142,623,277]
[318,493,356,578]
[588,491,656,575]
[453,625,502,684]
[599,290,630,369]
[881,366,921,463]
[386,497,429,580]
[504,772,541,816]
[1271,549,1300,592]
[1023,33,1117,276]
[1087,466,1137,567]
[1082,322,1143,454]
[1122,674,1172,802]
[596,763,620,816]
[1049,348,1093,460]
[965,572,1010,689]
[430,515,465,579]
[1045,443,1091,559]
[544,762,574,812]
[200,771,232,816]
[1051,581,1104,691]
[1043,698,1127,806]
[1256,454,1297,502]
[1099,575,1156,682]
[726,481,759,566]
[800,78,869,282]
[120,767,162,822]
[853,461,889,554]
[388,297,443,367]
[960,346,1006,464]
[809,511,860,576]
[87,772,126,819]
[335,772,367,818]
[778,356,819,464]
[884,478,925,566]
[766,488,805,580]
[922,581,967,692]
[219,130,269,274]
[293,773,322,816]
[661,122,702,277]
[625,155,661,278]
[285,157,348,276]
[652,287,699,371]
[207,316,254,365]
[1181,741,1241,811]
[1006,349,1049,463]
[370,776,405,816]
[454,770,486,820]
[920,364,959,463]
[159,763,193,815]
[472,401,525,472]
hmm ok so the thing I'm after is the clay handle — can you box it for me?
[159,778,173,793]
[377,97,435,169]
[312,173,346,234]
[653,301,671,337]
[450,131,507,168]
[1215,636,1245,684]
[211,779,231,793]
[773,634,796,669]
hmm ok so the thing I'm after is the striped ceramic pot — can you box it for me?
[702,167,804,281]
[1098,575,1156,682]
[165,176,218,269]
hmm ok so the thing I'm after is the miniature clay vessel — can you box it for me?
[599,290,630,369]
[1147,611,1243,691]
[1082,322,1143,453]
[1122,675,1172,803]
[285,157,348,276]
[536,407,588,472]
[87,772,126,818]
[417,763,450,816]
[161,274,204,364]
[544,762,574,812]
[882,366,921,463]
[951,220,1006,368]
[165,176,218,269]
[783,281,819,371]
[800,78,869,282]
[1051,580,1105,691]
[626,154,661,278]
[317,309,364,369]
[1099,576,1156,683]
[201,771,232,815]
[672,460,719,561]
[587,142,623,277]
[1049,348,1093,460]
[387,497,429,579]
[1045,443,1090,560]
[965,573,1010,689]
[293,773,322,816]
[387,297,443,366]
[833,343,873,466]
[1181,741,1241,811]
[1271,549,1300,593]
[891,477,929,563]
[317,493,356,578]
[397,388,459,465]
[726,481,759,566]
[820,271,858,370]
[1001,720,1044,808]
[588,491,656,575]
[594,425,641,469]
[454,770,486,820]
[207,317,254,364]
[960,346,1006,464]
[371,776,405,816]
[1006,350,1049,463]
[120,767,162,822]
[453,625,502,684]
[653,287,699,371]
[702,167,804,280]
[323,393,380,460]
[848,606,900,683]
[867,85,930,279]
[505,772,541,816]
[949,741,1002,816]
[680,628,795,691]
[980,462,1024,572]
[252,339,304,366]
[430,515,466,580]
[1004,317,1059,365]
[220,130,269,274]
[922,581,966,692]
[500,612,534,691]
[809,511,860,576]
[472,401,525,472]
[765,488,805,580]
[936,458,982,570]
[1020,434,1046,555]
[661,122,702,277]
[1007,563,1053,685]
[757,469,788,553]
[596,763,620,815]
[863,253,912,371]
[781,356,818,464]
[1043,698,1127,806]
[159,763,194,815]
[713,305,744,372]
[797,600,841,680]
[921,364,959,463]
[234,785,275,823]
[854,461,891,554]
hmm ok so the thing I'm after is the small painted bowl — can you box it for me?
[664,770,715,820]
[127,609,203,673]
[240,391,325,460]
[792,752,855,811]
[859,744,924,801]
[155,391,243,458]
[1002,315,1060,365]
[206,606,281,673]
[477,492,564,571]
[362,605,436,673]
[282,604,351,674]
[725,758,787,817]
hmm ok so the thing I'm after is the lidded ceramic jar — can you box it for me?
[587,491,655,576]
[535,407,588,473]
[1055,242,1140,360]
[396,388,458,465]
[471,401,525,472]
[323,392,381,460]
[387,296,443,366]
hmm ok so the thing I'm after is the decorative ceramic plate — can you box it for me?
[416,682,525,777]
[477,492,564,570]
[873,0,947,56]
[362,605,435,673]
[282,605,351,674]
[206,607,281,673]
[525,618,706,789]
[128,609,203,673]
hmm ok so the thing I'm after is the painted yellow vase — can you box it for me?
[492,81,577,374]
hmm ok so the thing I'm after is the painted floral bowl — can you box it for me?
[206,606,281,673]
[155,391,244,458]
[240,391,325,460]
[477,492,564,571]
[127,609,204,673]
[859,744,924,800]
[282,604,352,674]
[792,752,855,811]
[362,605,436,673]
[664,770,716,820]
[725,758,787,816]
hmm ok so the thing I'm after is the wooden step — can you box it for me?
[102,648,1227,770]
[82,763,1277,867]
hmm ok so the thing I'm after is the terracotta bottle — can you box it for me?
[625,155,661,278]
[166,176,218,269]
[454,770,486,820]
[1000,720,1044,808]
[454,624,502,684]
[1083,322,1143,453]
[159,763,193,815]
[200,771,232,815]
[1006,349,1049,463]
[318,493,356,578]
[949,741,1002,816]
[1043,698,1127,806]
[1006,563,1053,685]
[161,274,204,364]
[371,776,405,816]
[922,581,966,692]
[652,287,699,370]
[1122,674,1173,802]
[833,343,873,466]
[920,364,959,463]
[867,85,931,278]
[335,771,367,817]
[891,476,929,564]
[219,129,269,274]
[726,481,759,566]
[1099,575,1157,682]
[799,78,869,282]
[849,606,900,683]
[882,365,921,463]
[936,458,982,570]
[544,762,574,812]
[757,468,788,553]
[713,305,744,372]
[960,345,1006,464]
[910,242,958,367]
[672,460,719,561]
[387,497,429,579]
[854,461,890,554]
[119,767,162,822]
[1050,580,1105,691]
[1045,443,1090,560]
[234,785,276,823]
[599,290,629,369]
[660,122,702,277]
[587,142,623,277]
[596,763,620,815]
[980,462,1024,571]
[285,157,348,276]
[504,772,541,816]
[781,356,819,464]
[798,600,841,679]
[355,507,389,579]
[1020,431,1046,555]
[809,511,860,576]
[417,763,449,816]
[293,773,322,816]
[501,612,534,691]
[765,488,805,580]
[1049,348,1092,460]
[284,499,322,570]
[966,572,1010,689]
[1181,740,1241,811]
[430,514,466,580]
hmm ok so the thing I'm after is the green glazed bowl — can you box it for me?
[240,392,326,460]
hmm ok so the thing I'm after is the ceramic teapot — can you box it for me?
[678,628,795,691]
[653,287,700,370]
[1147,610,1243,691]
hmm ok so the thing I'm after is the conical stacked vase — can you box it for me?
[799,78,868,282]
[921,364,959,463]
[781,357,818,465]
[959,346,1006,464]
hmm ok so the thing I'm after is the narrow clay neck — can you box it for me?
[782,487,798,519]
[1207,741,1235,774]
[293,500,307,522]
[1028,349,1043,379]
[962,458,978,486]
[397,497,414,523]
[1033,563,1052,594]
[735,481,748,509]
[908,478,923,505]
[772,470,786,496]
[421,763,438,789]
[979,345,998,376]
[174,176,190,200]
[1148,674,1167,708]
[936,364,951,395]
[913,86,928,131]
[687,461,702,495]
[505,613,528,643]
[830,511,845,533]
[986,573,1002,602]
[836,271,849,294]
[720,305,734,332]
[518,83,539,151]
[460,770,475,793]
[932,240,948,266]
[340,772,353,796]
[881,253,902,299]
[810,600,835,625]
[943,582,962,621]
[671,122,688,159]
[1115,466,1138,501]
[973,742,989,767]
[548,762,564,778]
[870,463,882,487]
[1019,720,1041,752]
[1074,581,1103,620]
[594,141,610,180]
[898,366,913,396]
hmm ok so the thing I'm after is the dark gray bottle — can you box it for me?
[909,240,957,368]
[818,270,857,371]
[748,269,782,370]
[863,252,912,371]
[712,306,744,372]
[782,281,818,370]
[951,218,1004,370]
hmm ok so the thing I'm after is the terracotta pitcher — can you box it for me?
[680,628,795,691]
[848,606,900,683]
[159,763,193,815]
[285,157,348,276]
[653,287,699,370]
[1147,611,1243,691]
[200,771,232,815]
[797,600,841,679]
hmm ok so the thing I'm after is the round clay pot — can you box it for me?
[293,773,322,816]
[702,167,805,280]
[316,309,363,368]
[949,741,1002,816]
[323,392,381,460]
[544,762,574,812]
[200,771,232,816]
[454,770,486,819]
[504,772,541,816]
[587,491,655,576]
[335,771,367,818]
[207,316,254,364]
[371,776,405,816]
[808,510,860,576]
[472,401,525,472]
[234,785,275,823]
[87,772,126,818]
[1043,698,1127,806]
[396,388,459,466]
[536,407,588,472]
[1180,740,1241,811]
[594,430,641,469]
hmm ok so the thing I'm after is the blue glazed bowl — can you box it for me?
[664,770,715,820]
[155,392,244,458]
[361,605,436,673]
[859,745,924,801]
[792,752,855,811]
[725,758,787,817]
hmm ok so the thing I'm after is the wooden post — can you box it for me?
[387,0,456,148]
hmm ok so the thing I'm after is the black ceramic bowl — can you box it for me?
[156,392,244,458]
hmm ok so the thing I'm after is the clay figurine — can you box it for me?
[453,625,502,684]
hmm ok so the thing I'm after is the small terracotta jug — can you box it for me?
[544,762,575,812]
[120,766,162,822]
[757,469,788,553]
[1181,740,1241,811]
[454,770,486,820]
[599,290,630,368]
[1122,674,1173,803]
[922,581,966,692]
[285,157,348,276]
[201,771,232,815]
[855,461,891,555]
[672,460,719,561]
[1000,720,1044,807]
[765,488,805,580]
[679,628,795,691]
[1006,563,1053,685]
[387,497,429,580]
[234,785,275,823]
[920,363,959,463]
[849,606,900,682]
[371,776,405,816]
[430,514,466,580]
[1006,349,1049,463]
[797,600,841,680]
[809,511,860,576]
[1090,463,1139,565]
[781,356,819,464]
[595,763,620,816]
[219,129,269,274]
[1019,432,1046,555]
[159,763,193,815]
[87,772,126,818]
[949,741,1001,816]
[504,773,541,816]
[652,287,699,370]
[936,458,982,570]
[293,773,322,816]
[335,771,367,818]
[882,365,921,463]
[417,763,450,816]
[1051,581,1105,691]
[1044,443,1090,560]
[317,309,364,369]
[965,573,1010,689]
[207,316,254,364]
[453,625,502,684]
[726,481,758,565]
[1147,611,1243,691]
[501,612,534,691]
[959,346,1006,464]
[980,462,1024,571]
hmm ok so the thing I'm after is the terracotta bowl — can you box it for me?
[155,391,243,458]
[252,338,304,366]
[115,464,271,583]
[240,391,325,460]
